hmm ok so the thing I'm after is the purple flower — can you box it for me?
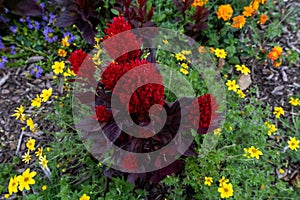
[4,7,9,13]
[43,26,58,43]
[0,15,9,23]
[10,45,16,55]
[0,37,4,50]
[0,56,8,69]
[30,65,43,78]
[10,26,18,34]
[49,13,56,24]
[63,31,76,43]
[40,2,45,9]
[28,21,40,30]
[19,17,26,23]
[42,15,48,21]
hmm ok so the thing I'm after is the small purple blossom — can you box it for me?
[40,2,45,9]
[0,15,9,23]
[48,13,56,24]
[0,56,8,69]
[0,36,4,50]
[10,45,16,55]
[43,26,58,43]
[30,65,43,78]
[63,31,76,43]
[4,7,9,13]
[10,26,18,34]
[42,15,48,21]
[28,21,40,30]
[19,17,26,23]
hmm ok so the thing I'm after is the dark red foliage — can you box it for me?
[68,49,88,75]
[121,154,139,172]
[185,7,209,40]
[115,0,155,28]
[94,105,111,123]
[56,0,104,45]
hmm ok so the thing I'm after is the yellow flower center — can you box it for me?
[24,177,29,182]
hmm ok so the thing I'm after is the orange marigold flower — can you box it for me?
[273,46,283,56]
[191,0,208,7]
[274,59,282,68]
[232,15,246,29]
[251,0,260,11]
[243,6,255,17]
[268,51,279,61]
[259,14,268,24]
[216,4,233,21]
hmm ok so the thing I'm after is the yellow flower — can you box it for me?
[35,147,43,158]
[62,36,70,47]
[52,61,65,75]
[198,46,207,53]
[180,68,189,75]
[46,147,51,152]
[243,6,255,17]
[273,107,284,118]
[175,53,186,61]
[63,68,76,77]
[236,89,245,98]
[181,50,191,55]
[40,88,53,102]
[273,46,283,55]
[273,59,282,68]
[17,168,36,191]
[181,63,188,69]
[213,128,222,135]
[289,97,300,106]
[80,194,90,200]
[214,48,227,58]
[8,176,18,195]
[243,148,251,158]
[58,49,67,57]
[204,176,213,186]
[232,15,246,29]
[259,14,268,24]
[235,64,250,75]
[26,118,35,131]
[22,151,31,164]
[39,155,49,169]
[248,146,263,159]
[279,168,285,174]
[228,126,233,131]
[31,95,42,108]
[264,122,277,136]
[226,80,239,92]
[11,105,25,121]
[4,194,10,199]
[218,183,234,198]
[219,176,229,187]
[251,0,260,11]
[216,4,233,21]
[42,185,47,191]
[191,0,208,7]
[162,39,169,44]
[26,137,36,151]
[288,137,300,151]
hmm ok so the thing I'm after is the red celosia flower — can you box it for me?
[94,105,111,123]
[103,16,141,63]
[68,49,88,75]
[188,94,218,133]
[102,58,165,115]
[104,16,132,36]
[121,154,138,172]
